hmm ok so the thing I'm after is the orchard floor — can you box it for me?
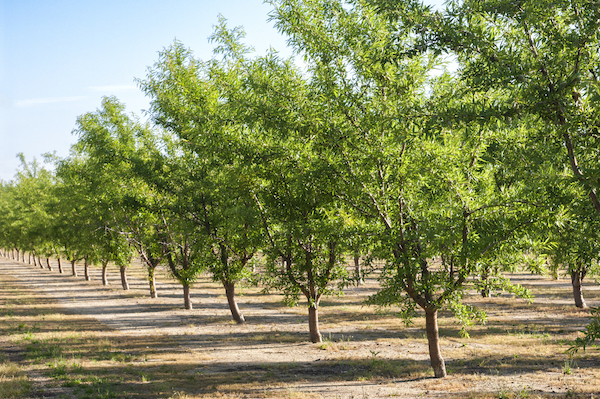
[0,256,599,399]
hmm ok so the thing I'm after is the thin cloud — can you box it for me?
[15,96,88,107]
[88,85,137,92]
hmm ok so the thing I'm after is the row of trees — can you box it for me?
[1,0,599,378]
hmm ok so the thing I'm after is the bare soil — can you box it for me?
[1,256,599,398]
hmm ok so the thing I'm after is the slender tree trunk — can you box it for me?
[148,266,157,298]
[38,256,44,269]
[571,269,587,309]
[71,259,77,277]
[425,307,447,378]
[183,284,192,310]
[308,303,322,343]
[223,280,245,323]
[102,261,109,286]
[480,267,491,298]
[120,266,129,290]
[84,258,91,281]
[57,258,63,273]
[46,257,52,271]
[354,251,363,285]
[28,252,31,264]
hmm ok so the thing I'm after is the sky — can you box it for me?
[1,0,443,182]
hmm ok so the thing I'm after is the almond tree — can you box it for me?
[138,30,265,322]
[72,96,167,295]
[9,155,58,270]
[265,0,535,376]
[384,0,600,339]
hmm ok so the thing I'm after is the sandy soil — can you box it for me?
[1,256,599,398]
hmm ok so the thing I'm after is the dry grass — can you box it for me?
[0,259,599,398]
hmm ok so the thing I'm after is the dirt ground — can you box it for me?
[1,256,599,398]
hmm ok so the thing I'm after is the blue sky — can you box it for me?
[1,0,443,182]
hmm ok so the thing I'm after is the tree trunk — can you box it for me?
[71,259,77,277]
[46,257,53,271]
[354,252,363,285]
[57,258,63,273]
[223,281,245,323]
[308,304,322,343]
[480,268,491,298]
[120,266,129,290]
[148,267,157,298]
[425,307,447,378]
[28,252,31,264]
[183,284,192,310]
[571,269,587,308]
[84,258,91,281]
[38,256,44,269]
[102,262,109,286]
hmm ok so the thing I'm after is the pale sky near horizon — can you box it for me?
[1,0,443,182]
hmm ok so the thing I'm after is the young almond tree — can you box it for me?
[73,96,167,296]
[138,29,265,323]
[264,0,535,377]
[540,177,600,309]
[254,155,351,343]
[8,155,57,270]
[231,50,355,343]
[54,154,135,286]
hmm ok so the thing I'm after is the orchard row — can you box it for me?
[2,0,600,378]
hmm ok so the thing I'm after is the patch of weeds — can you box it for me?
[80,377,117,399]
[563,360,576,375]
[110,352,134,363]
[507,325,551,340]
[493,387,532,399]
[369,350,381,365]
[515,387,530,399]
[48,359,69,379]
[26,339,63,362]
[318,334,353,351]
[62,377,83,387]
[0,359,32,399]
